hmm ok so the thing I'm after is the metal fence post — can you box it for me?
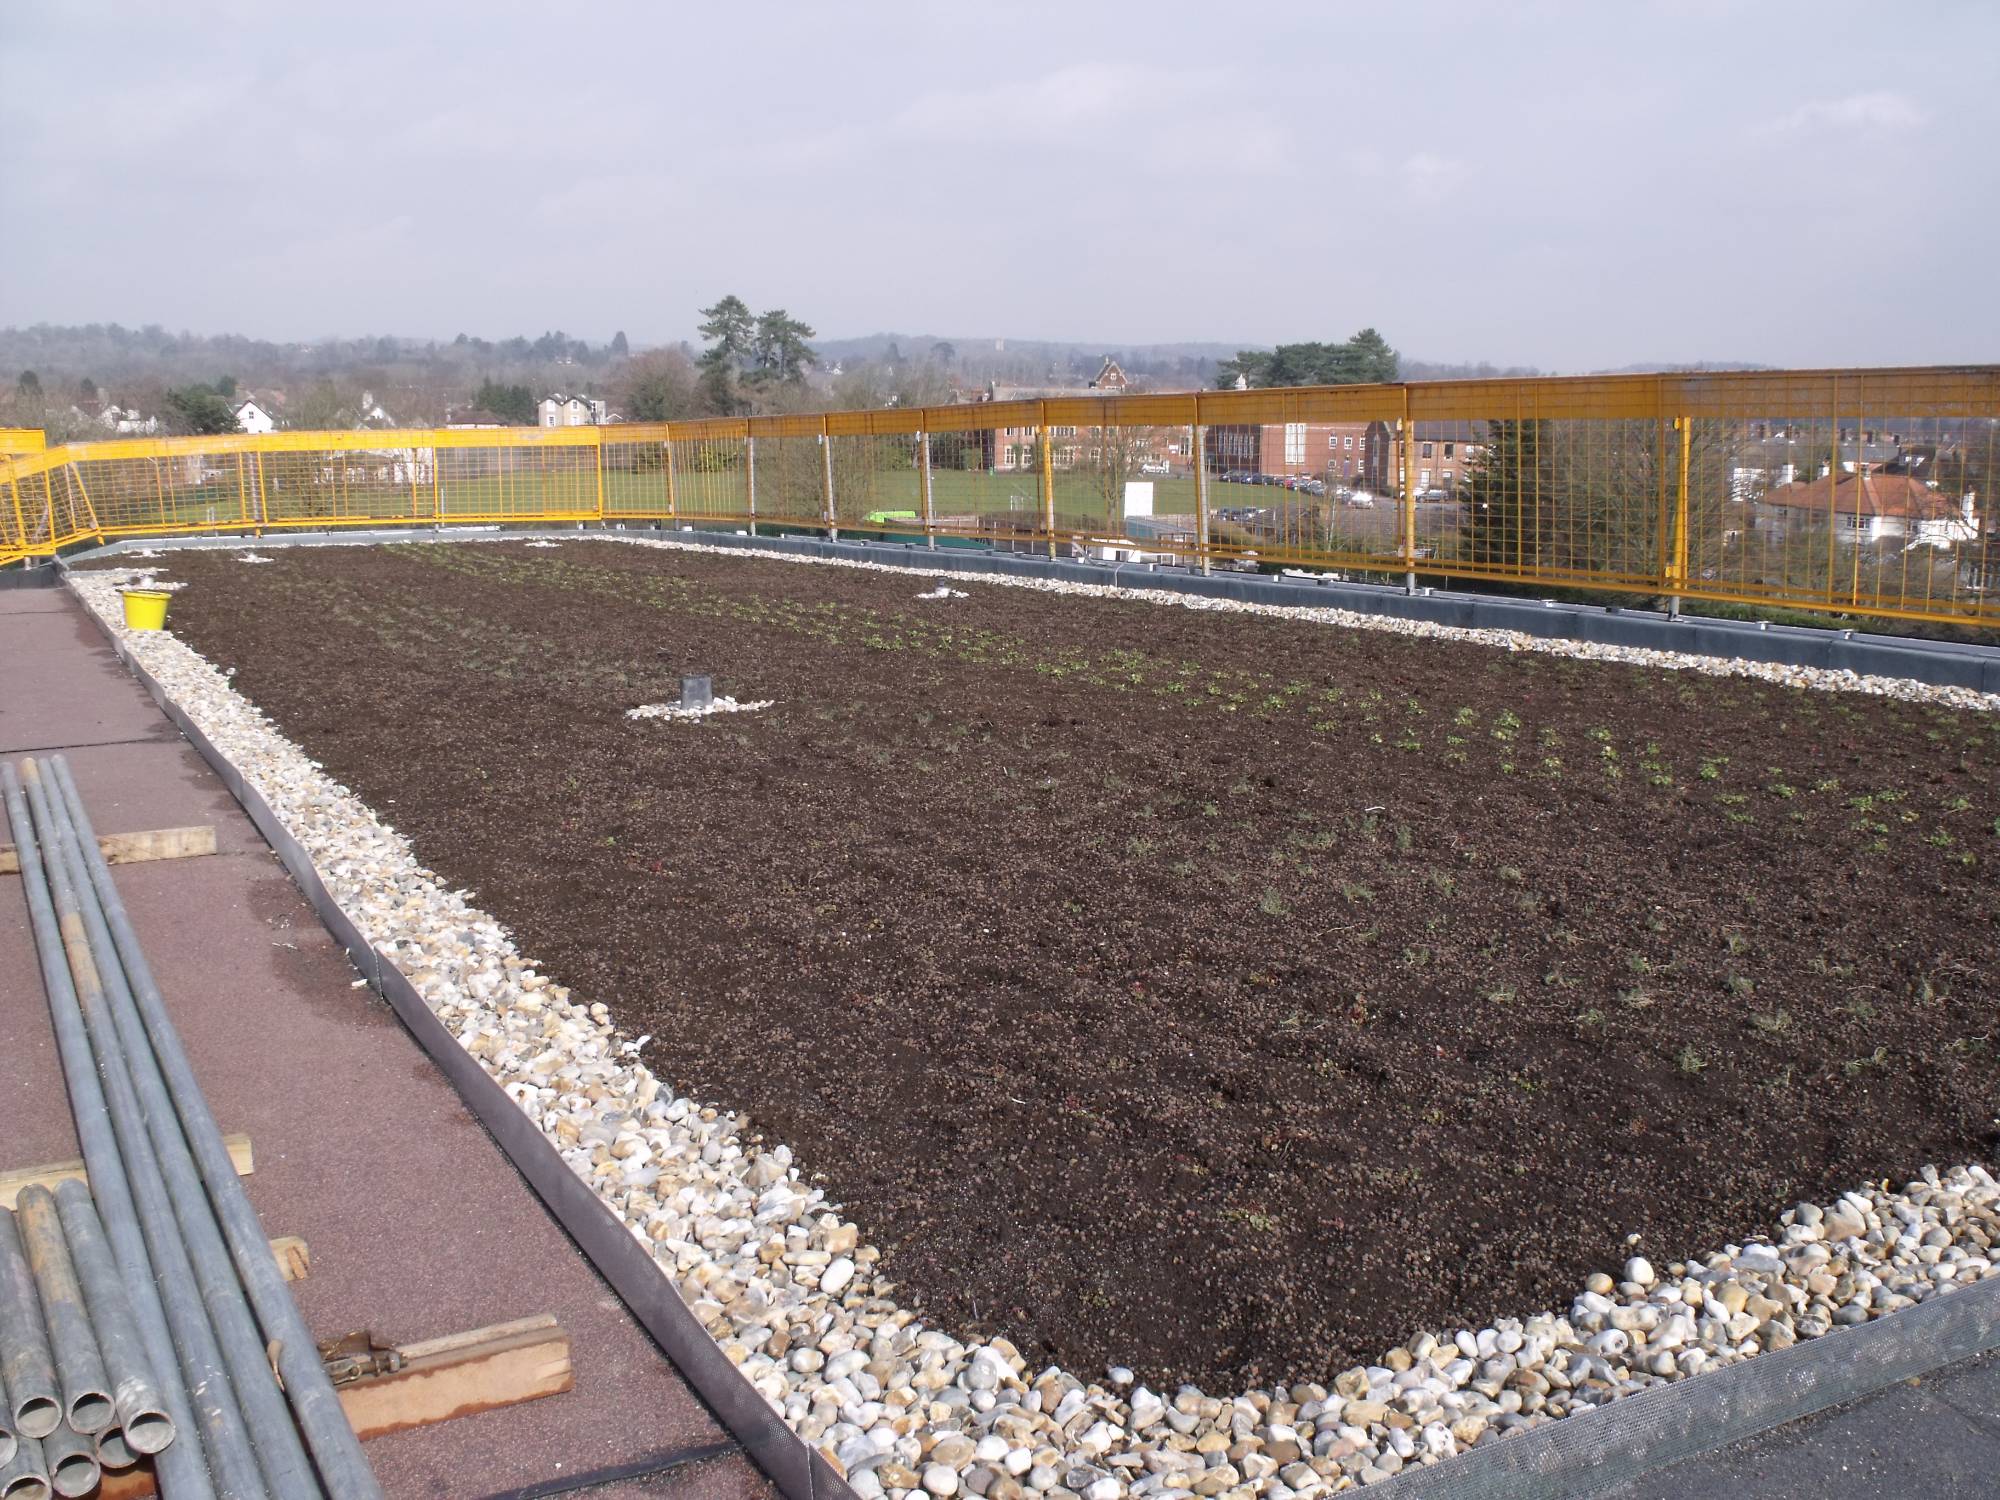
[664,435,679,523]
[744,434,756,536]
[822,426,837,541]
[430,444,442,527]
[593,432,606,523]
[1669,415,1691,618]
[1399,402,1418,593]
[918,429,935,549]
[1193,422,1211,575]
[1825,377,1841,607]
[1039,405,1056,560]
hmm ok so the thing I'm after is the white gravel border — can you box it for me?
[65,552,2000,1499]
[594,533,2000,716]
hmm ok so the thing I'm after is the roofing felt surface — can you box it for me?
[0,588,775,1498]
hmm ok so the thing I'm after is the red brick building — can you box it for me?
[1206,421,1374,482]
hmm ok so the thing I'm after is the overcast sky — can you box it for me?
[3,1,1994,371]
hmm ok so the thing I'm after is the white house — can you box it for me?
[538,393,608,428]
[74,401,161,435]
[1758,471,1980,548]
[232,398,277,435]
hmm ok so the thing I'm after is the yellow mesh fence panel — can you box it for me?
[752,430,833,529]
[670,433,750,522]
[3,370,1995,627]
[598,426,673,520]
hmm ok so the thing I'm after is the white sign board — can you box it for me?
[1123,480,1155,518]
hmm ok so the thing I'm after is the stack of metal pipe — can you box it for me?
[2,1181,173,1499]
[2,756,383,1500]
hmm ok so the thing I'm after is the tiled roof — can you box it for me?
[1760,471,1960,520]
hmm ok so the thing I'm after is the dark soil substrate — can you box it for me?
[139,540,2000,1391]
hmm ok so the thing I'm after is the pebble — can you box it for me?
[70,555,2000,1500]
[626,696,773,722]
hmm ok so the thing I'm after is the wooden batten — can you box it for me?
[1,1132,253,1210]
[98,1316,572,1498]
[0,823,217,875]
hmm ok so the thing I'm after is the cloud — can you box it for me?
[894,63,1200,145]
[887,62,1292,176]
[1765,90,1928,134]
[1341,149,1467,204]
[1401,152,1467,204]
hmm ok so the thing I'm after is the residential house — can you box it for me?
[232,398,277,435]
[443,408,511,430]
[1756,471,1979,547]
[69,398,160,436]
[1087,356,1130,393]
[538,393,608,427]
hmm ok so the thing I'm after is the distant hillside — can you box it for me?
[813,337,1775,388]
[1592,361,1777,375]
[813,333,1246,388]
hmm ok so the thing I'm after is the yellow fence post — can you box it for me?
[664,435,679,522]
[1039,403,1056,560]
[743,433,755,535]
[593,431,607,522]
[255,450,270,529]
[1193,420,1211,576]
[431,444,442,526]
[918,426,935,550]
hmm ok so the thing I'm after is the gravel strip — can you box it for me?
[65,559,2000,1498]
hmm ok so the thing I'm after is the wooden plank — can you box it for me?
[337,1314,573,1438]
[0,824,216,875]
[271,1235,310,1282]
[99,1317,572,1498]
[1,1132,253,1210]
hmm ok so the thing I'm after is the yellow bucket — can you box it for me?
[121,588,172,631]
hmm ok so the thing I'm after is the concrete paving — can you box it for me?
[0,587,774,1497]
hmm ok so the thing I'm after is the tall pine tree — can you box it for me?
[1463,418,1552,569]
